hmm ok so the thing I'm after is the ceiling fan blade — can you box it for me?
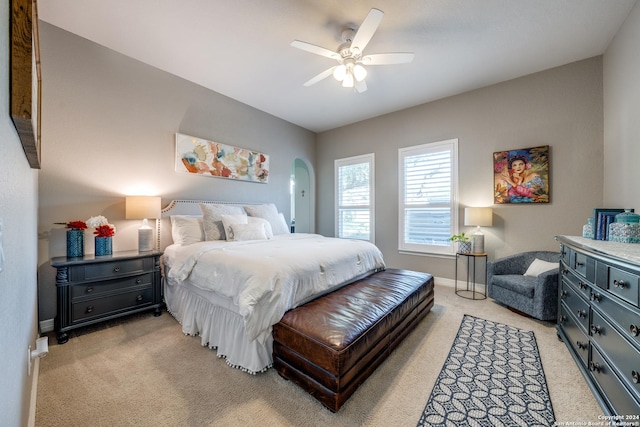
[362,52,415,65]
[351,8,384,53]
[303,66,337,86]
[291,40,340,60]
[355,79,368,93]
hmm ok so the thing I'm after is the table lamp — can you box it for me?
[464,207,493,253]
[126,196,161,252]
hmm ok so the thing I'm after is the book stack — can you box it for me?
[592,208,634,240]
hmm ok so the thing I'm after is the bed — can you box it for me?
[159,200,386,374]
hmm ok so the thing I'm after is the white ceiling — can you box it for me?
[38,0,637,133]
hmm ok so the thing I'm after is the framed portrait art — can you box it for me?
[493,145,550,204]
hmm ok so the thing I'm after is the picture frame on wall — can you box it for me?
[493,145,550,204]
[10,0,42,169]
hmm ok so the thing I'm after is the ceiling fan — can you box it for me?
[291,8,414,93]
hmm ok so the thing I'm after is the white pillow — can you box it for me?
[248,217,273,239]
[170,215,204,245]
[221,214,248,241]
[200,203,246,240]
[228,222,268,241]
[243,204,290,235]
[524,259,558,277]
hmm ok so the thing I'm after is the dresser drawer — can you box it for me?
[561,264,592,300]
[72,287,153,322]
[591,311,640,402]
[608,266,640,306]
[559,303,590,367]
[590,346,640,416]
[83,258,149,281]
[591,290,640,349]
[71,273,152,299]
[573,251,588,277]
[560,279,590,332]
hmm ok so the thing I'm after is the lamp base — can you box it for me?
[472,233,485,254]
[138,228,153,252]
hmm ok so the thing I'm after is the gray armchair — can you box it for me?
[487,251,561,321]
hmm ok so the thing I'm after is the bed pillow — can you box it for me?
[243,203,290,235]
[200,203,246,240]
[170,215,204,245]
[228,222,268,241]
[221,214,248,241]
[524,258,558,277]
[248,217,274,239]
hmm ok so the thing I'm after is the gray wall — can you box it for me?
[317,57,604,280]
[36,23,316,322]
[0,0,40,424]
[604,0,640,208]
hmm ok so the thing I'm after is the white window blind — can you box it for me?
[399,139,458,254]
[335,154,374,242]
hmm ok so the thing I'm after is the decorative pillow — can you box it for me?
[221,214,248,241]
[243,204,290,235]
[170,215,204,245]
[228,222,268,241]
[247,217,274,239]
[200,204,246,240]
[524,258,558,277]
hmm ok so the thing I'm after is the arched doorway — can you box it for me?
[290,158,315,233]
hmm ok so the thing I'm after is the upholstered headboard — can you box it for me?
[158,200,262,250]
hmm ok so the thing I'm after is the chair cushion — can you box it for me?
[492,274,536,298]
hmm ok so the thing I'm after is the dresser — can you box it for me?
[556,236,640,416]
[51,250,163,344]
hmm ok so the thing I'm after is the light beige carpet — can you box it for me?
[35,283,602,426]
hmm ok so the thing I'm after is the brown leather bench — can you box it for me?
[272,268,434,412]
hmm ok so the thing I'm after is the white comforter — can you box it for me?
[164,233,385,344]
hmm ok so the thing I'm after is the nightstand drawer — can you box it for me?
[83,258,148,281]
[71,273,152,299]
[72,287,154,322]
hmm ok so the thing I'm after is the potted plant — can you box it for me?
[449,232,472,253]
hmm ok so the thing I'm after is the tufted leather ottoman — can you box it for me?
[272,268,434,412]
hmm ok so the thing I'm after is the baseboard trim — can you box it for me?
[39,319,54,333]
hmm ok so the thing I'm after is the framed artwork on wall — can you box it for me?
[175,133,270,183]
[493,145,549,204]
[10,0,41,169]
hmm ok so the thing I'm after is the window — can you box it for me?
[335,154,374,242]
[399,139,458,255]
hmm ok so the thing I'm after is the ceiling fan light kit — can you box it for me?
[291,8,414,93]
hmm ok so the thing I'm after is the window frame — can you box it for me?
[334,153,375,243]
[398,139,459,255]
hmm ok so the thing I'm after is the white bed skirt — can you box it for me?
[164,280,273,374]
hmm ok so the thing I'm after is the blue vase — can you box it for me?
[66,229,84,258]
[95,237,112,256]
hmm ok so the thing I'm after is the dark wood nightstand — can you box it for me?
[51,250,163,344]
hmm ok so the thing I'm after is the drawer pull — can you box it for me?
[576,310,587,319]
[630,324,640,336]
[579,282,588,290]
[632,370,640,384]
[590,325,603,335]
[560,315,567,323]
[589,361,602,373]
[562,268,569,275]
[590,292,602,303]
[561,290,568,298]
[613,279,627,289]
[136,294,143,301]
[136,278,142,284]
[86,305,94,314]
[576,341,588,350]
[114,266,121,273]
[576,261,584,267]
[86,287,94,293]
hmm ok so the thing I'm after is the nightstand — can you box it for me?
[454,252,488,300]
[51,250,163,344]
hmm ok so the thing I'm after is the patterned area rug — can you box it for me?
[417,315,555,427]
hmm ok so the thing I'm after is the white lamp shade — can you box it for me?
[125,196,161,220]
[464,207,493,227]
